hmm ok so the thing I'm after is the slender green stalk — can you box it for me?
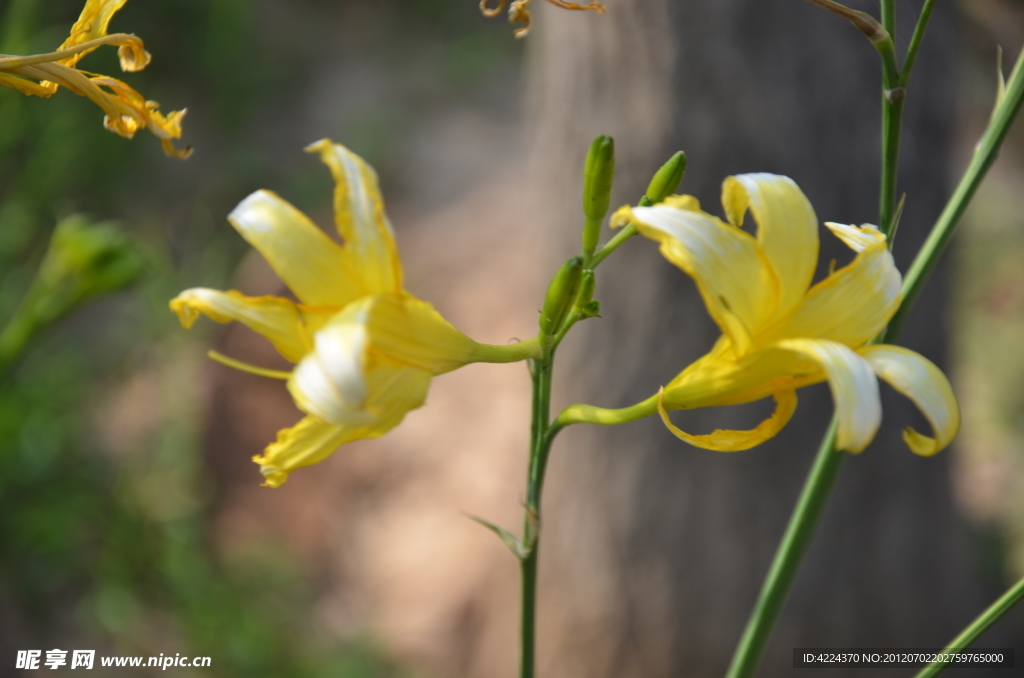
[589,194,654,268]
[589,224,636,268]
[898,0,937,88]
[885,46,1024,342]
[724,420,845,678]
[912,576,1024,678]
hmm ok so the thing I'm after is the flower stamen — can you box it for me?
[207,350,291,380]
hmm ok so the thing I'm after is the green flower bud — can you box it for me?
[644,150,687,204]
[582,135,615,255]
[572,269,596,312]
[34,215,144,322]
[539,256,584,338]
[0,215,144,373]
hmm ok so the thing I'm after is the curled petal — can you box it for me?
[824,221,886,252]
[509,0,534,37]
[254,416,361,488]
[859,345,960,456]
[480,0,508,17]
[57,0,130,67]
[264,364,432,486]
[305,140,403,295]
[228,190,361,307]
[722,174,819,318]
[170,288,333,363]
[289,318,373,426]
[628,198,778,354]
[16,62,189,157]
[657,388,798,451]
[775,339,881,453]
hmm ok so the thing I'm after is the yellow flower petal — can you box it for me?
[228,190,363,307]
[288,315,374,426]
[629,198,778,354]
[360,293,483,374]
[253,416,360,488]
[824,221,886,252]
[286,293,479,425]
[759,239,901,348]
[657,387,798,451]
[169,288,333,363]
[305,140,403,295]
[58,0,131,68]
[858,345,960,456]
[722,174,819,318]
[265,362,432,485]
[661,331,810,412]
[775,338,881,453]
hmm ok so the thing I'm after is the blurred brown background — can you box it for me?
[1,0,1023,676]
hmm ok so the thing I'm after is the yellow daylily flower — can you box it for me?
[0,0,190,158]
[171,140,539,487]
[562,173,959,456]
[480,0,604,38]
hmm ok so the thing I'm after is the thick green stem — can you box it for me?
[724,420,845,678]
[474,337,543,364]
[520,351,562,678]
[885,46,1024,342]
[519,550,538,678]
[912,575,1024,678]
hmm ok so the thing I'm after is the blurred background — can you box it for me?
[0,0,1022,676]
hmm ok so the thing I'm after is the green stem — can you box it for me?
[520,350,563,678]
[556,395,658,427]
[912,576,1024,678]
[474,337,543,364]
[876,0,902,236]
[898,0,937,89]
[880,0,895,39]
[589,194,653,268]
[724,420,845,678]
[885,46,1024,343]
[589,224,637,268]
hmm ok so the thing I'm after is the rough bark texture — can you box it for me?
[525,1,1018,677]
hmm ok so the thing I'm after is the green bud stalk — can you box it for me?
[645,151,687,204]
[539,256,584,341]
[581,135,615,256]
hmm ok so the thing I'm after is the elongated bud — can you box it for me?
[539,256,584,338]
[572,269,596,310]
[582,136,615,255]
[645,151,687,204]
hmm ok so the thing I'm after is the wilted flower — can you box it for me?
[565,174,959,456]
[0,0,189,158]
[171,140,538,487]
[480,0,605,38]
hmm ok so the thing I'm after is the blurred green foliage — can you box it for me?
[0,0,517,674]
